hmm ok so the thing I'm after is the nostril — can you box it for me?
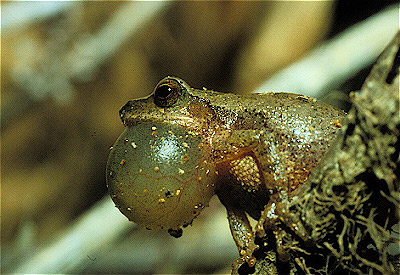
[119,100,140,124]
[119,100,133,115]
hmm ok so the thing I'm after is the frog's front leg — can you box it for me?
[215,129,310,263]
[213,130,272,267]
[218,193,258,267]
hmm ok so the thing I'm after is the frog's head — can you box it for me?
[106,77,218,233]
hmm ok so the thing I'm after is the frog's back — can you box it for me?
[210,91,345,220]
[207,90,345,192]
[243,92,345,191]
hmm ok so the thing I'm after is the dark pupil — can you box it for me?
[155,85,174,98]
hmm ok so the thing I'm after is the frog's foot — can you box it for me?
[232,250,257,271]
[256,195,309,239]
[255,198,310,261]
[273,227,291,262]
[237,239,258,267]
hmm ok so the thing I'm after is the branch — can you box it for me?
[241,31,399,275]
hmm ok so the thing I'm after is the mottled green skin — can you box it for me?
[106,76,345,235]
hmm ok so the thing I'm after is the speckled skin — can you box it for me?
[106,76,345,266]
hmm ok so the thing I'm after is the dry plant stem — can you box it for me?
[237,31,399,275]
[255,4,398,97]
[9,198,134,274]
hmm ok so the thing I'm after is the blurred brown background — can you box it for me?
[1,1,398,273]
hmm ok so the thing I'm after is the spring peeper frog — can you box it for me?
[106,76,345,267]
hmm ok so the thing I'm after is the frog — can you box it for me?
[106,76,345,267]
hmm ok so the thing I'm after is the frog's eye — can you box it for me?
[154,78,184,107]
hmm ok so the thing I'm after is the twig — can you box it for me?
[10,197,134,274]
[69,1,169,82]
[254,4,399,98]
[1,1,75,33]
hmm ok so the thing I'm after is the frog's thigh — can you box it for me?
[229,153,264,193]
[216,130,284,192]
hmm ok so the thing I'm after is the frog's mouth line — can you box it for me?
[122,115,200,130]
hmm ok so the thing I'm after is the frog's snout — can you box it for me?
[106,122,217,230]
[119,99,146,125]
[119,100,133,116]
